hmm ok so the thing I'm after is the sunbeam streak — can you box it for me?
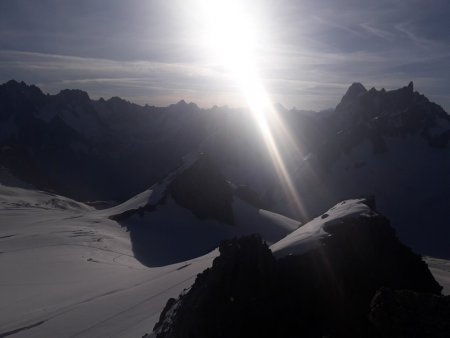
[198,0,308,218]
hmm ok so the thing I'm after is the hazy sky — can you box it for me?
[0,0,449,111]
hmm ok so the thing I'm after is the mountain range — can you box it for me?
[1,79,449,258]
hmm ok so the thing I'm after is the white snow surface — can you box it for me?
[0,184,92,212]
[271,198,373,257]
[0,184,218,337]
[0,182,299,337]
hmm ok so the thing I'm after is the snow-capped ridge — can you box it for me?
[271,198,376,257]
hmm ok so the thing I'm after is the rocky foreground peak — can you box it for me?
[153,198,443,338]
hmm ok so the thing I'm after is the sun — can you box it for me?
[196,0,307,217]
[198,0,266,110]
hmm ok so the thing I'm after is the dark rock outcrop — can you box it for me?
[369,288,450,338]
[153,200,442,338]
[153,236,278,338]
[169,155,234,224]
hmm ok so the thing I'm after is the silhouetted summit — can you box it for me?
[56,89,90,103]
[338,82,367,107]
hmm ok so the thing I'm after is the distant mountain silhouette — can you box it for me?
[0,80,215,201]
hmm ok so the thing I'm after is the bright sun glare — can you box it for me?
[197,0,307,217]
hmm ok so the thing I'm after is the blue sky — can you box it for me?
[0,0,449,111]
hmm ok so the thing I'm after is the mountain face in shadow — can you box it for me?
[330,81,450,152]
[282,82,450,258]
[0,80,214,201]
[1,79,449,258]
[153,199,443,338]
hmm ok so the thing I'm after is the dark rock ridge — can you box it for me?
[110,154,242,225]
[153,199,442,338]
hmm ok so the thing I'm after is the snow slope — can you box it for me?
[0,184,218,337]
[93,154,300,266]
[0,181,300,337]
[111,196,299,267]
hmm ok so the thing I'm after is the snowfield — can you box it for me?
[0,184,448,337]
[0,184,218,337]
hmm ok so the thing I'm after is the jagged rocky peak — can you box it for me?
[106,96,126,104]
[153,198,443,337]
[341,82,367,102]
[175,99,187,106]
[168,99,200,113]
[408,80,414,91]
[0,80,47,119]
[0,79,44,100]
[56,88,90,103]
[330,81,450,147]
[102,96,138,112]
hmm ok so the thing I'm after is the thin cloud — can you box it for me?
[359,23,395,41]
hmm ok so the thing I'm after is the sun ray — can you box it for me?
[197,0,309,218]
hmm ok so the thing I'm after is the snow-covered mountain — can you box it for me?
[1,79,449,260]
[98,153,299,266]
[275,82,450,258]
